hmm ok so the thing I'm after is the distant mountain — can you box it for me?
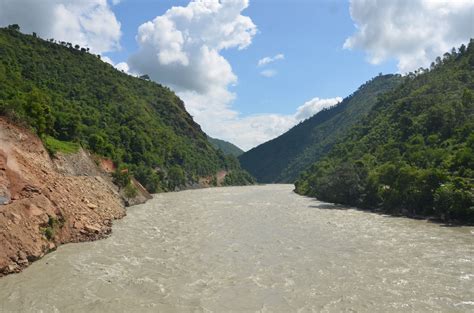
[0,26,254,191]
[296,41,474,223]
[239,74,403,183]
[208,137,244,157]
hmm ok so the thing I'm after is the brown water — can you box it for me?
[0,185,473,312]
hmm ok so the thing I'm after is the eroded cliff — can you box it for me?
[0,118,145,276]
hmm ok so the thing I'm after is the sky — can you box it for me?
[0,0,473,150]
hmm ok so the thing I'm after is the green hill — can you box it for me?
[296,41,474,223]
[208,136,244,157]
[239,74,403,183]
[0,26,254,192]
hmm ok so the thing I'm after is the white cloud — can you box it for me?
[257,53,285,67]
[209,114,298,151]
[0,0,121,54]
[128,0,256,95]
[102,57,135,75]
[198,96,342,151]
[295,97,343,121]
[115,62,131,73]
[260,69,277,78]
[344,0,474,73]
[101,56,115,65]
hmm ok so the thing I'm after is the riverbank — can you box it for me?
[294,188,474,226]
[0,118,152,277]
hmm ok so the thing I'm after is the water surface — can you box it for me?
[0,185,473,312]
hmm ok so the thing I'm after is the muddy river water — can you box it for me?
[0,185,473,312]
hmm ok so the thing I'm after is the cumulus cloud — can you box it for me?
[128,0,256,96]
[295,97,343,121]
[115,62,131,74]
[0,0,121,54]
[344,0,474,73]
[201,96,342,150]
[257,53,285,67]
[102,56,135,75]
[208,114,298,151]
[260,69,277,78]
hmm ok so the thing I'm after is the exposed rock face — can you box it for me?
[121,178,152,206]
[197,170,229,188]
[0,118,128,277]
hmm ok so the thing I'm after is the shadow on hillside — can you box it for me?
[307,199,470,227]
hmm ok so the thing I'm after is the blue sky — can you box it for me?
[1,0,472,149]
[106,0,397,116]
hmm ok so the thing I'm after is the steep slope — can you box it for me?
[0,117,126,276]
[0,26,253,192]
[239,74,403,183]
[208,136,244,157]
[296,41,474,223]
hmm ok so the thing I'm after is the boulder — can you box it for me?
[87,203,98,210]
[0,174,10,205]
[0,192,10,205]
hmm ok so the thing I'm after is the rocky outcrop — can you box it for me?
[0,118,131,277]
[121,178,152,206]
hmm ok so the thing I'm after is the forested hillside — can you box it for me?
[296,41,474,223]
[0,26,254,192]
[239,74,403,182]
[208,136,244,157]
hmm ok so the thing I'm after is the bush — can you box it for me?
[124,183,138,198]
[167,165,185,190]
[113,166,131,188]
[43,227,54,240]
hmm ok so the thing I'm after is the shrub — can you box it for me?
[124,183,138,198]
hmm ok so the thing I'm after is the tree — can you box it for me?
[167,165,185,190]
[7,24,20,31]
[24,89,54,136]
[88,134,106,153]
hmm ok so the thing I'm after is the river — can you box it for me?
[0,185,473,312]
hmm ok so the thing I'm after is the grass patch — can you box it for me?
[44,136,80,155]
[40,216,65,241]
[41,226,54,240]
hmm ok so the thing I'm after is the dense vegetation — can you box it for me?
[239,74,403,182]
[296,41,474,224]
[208,136,244,157]
[0,26,254,192]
